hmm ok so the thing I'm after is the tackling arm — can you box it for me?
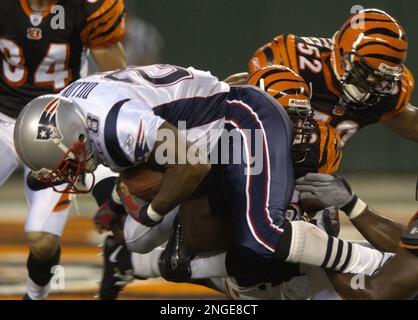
[349,207,406,253]
[296,173,405,252]
[148,122,211,216]
[383,103,418,142]
[328,247,418,299]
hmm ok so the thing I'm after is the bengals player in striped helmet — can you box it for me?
[247,65,342,177]
[249,9,417,148]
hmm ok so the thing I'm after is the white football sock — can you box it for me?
[190,253,228,279]
[286,221,389,275]
[131,247,164,279]
[26,277,50,300]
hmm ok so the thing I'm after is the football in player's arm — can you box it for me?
[296,173,418,299]
[134,121,211,225]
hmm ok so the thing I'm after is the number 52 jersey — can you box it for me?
[249,34,414,147]
[0,0,126,119]
[59,65,231,171]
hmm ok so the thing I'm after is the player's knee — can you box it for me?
[125,238,155,254]
[124,214,168,254]
[123,226,154,254]
[26,232,60,262]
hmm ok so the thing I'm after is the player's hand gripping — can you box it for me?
[117,181,163,227]
[296,173,366,218]
[309,207,340,237]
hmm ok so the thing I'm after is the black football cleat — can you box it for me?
[158,214,195,283]
[99,235,134,300]
[22,293,33,300]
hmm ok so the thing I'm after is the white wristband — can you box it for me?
[348,198,367,220]
[147,204,163,223]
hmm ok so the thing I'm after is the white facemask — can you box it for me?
[341,83,371,103]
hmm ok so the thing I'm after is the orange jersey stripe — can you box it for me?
[53,193,71,212]
[249,41,282,73]
[81,0,126,49]
[249,34,300,74]
[316,120,342,174]
[86,0,119,23]
[274,35,292,69]
[284,35,299,73]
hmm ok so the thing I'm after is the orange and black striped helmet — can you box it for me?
[247,65,315,164]
[247,65,311,111]
[247,66,343,176]
[331,9,408,106]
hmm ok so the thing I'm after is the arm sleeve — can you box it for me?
[80,0,126,49]
[248,34,297,74]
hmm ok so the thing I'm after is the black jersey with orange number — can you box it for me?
[249,34,414,146]
[400,212,418,256]
[0,0,125,119]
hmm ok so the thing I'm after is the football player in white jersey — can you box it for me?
[14,65,389,299]
[91,66,390,300]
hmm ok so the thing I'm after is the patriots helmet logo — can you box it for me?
[36,98,63,142]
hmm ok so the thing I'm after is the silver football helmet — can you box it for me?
[14,95,97,193]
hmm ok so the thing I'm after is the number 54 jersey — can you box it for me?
[249,34,414,146]
[0,0,126,119]
[59,65,231,171]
